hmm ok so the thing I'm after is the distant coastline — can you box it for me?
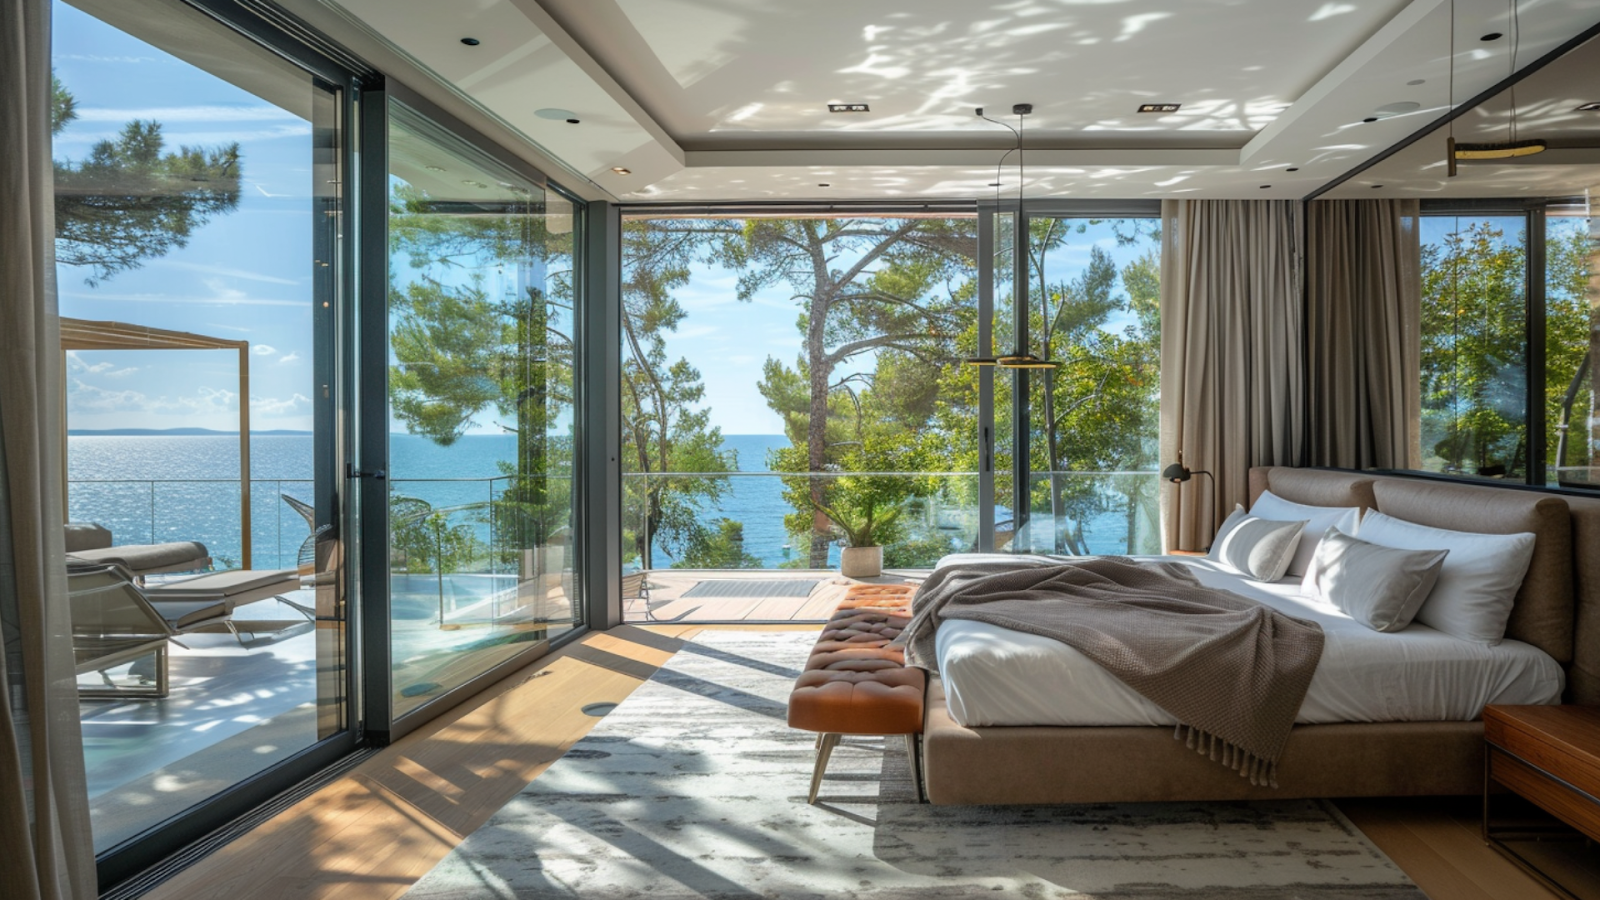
[68,428,314,436]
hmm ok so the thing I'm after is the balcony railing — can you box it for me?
[622,469,1161,570]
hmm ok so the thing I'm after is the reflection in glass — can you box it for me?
[1420,215,1529,481]
[386,102,578,719]
[53,0,345,852]
[1547,209,1599,489]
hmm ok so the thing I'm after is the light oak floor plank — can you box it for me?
[143,625,1584,900]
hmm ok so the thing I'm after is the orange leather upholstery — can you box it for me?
[787,584,926,735]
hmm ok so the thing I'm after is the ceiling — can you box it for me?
[1324,23,1600,198]
[315,0,1600,202]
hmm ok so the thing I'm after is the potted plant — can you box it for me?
[783,437,938,579]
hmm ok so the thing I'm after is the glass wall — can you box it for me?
[617,213,979,621]
[385,101,579,719]
[1003,215,1162,555]
[1418,213,1530,481]
[1547,204,1599,489]
[53,0,347,854]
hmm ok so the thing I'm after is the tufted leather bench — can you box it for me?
[787,583,926,803]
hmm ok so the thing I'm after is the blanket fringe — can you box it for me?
[1174,725,1279,788]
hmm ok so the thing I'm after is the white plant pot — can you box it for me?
[840,545,883,578]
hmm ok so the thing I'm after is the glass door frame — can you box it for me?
[91,0,371,888]
[359,82,592,744]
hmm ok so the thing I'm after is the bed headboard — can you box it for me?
[1249,466,1600,705]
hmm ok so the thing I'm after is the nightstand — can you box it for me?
[1483,704,1600,899]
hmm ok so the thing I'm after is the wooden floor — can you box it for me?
[142,624,1574,900]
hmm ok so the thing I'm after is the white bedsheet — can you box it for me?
[930,554,1564,727]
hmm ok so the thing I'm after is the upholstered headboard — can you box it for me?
[1248,466,1600,704]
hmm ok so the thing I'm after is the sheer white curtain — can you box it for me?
[1306,199,1422,471]
[1159,199,1306,552]
[1,0,98,897]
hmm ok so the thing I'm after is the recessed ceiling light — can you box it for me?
[1480,32,1503,41]
[1407,79,1426,86]
[1362,116,1379,123]
[1259,184,1271,189]
[425,165,445,172]
[611,167,631,175]
[535,108,578,121]
[818,182,831,187]
[1371,184,1384,189]
[460,37,480,46]
[1577,102,1600,111]
[828,103,869,113]
[1137,103,1182,113]
[1286,167,1300,172]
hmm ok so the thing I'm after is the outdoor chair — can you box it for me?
[67,562,229,698]
[66,520,211,578]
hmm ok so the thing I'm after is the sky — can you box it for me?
[53,1,318,432]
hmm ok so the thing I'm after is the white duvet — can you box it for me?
[931,554,1564,728]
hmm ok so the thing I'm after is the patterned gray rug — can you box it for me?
[407,632,1424,899]
[679,579,820,599]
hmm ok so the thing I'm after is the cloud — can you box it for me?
[58,288,306,309]
[68,380,238,416]
[103,367,139,379]
[278,352,300,364]
[159,261,301,286]
[252,344,277,356]
[57,53,161,64]
[73,105,302,123]
[251,393,311,415]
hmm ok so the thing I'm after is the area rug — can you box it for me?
[406,632,1424,899]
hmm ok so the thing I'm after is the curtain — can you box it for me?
[1,1,98,898]
[1305,199,1422,471]
[1159,199,1305,552]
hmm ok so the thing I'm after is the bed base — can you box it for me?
[921,679,1483,805]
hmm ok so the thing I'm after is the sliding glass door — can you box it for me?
[383,99,581,721]
[997,209,1162,556]
[53,0,353,867]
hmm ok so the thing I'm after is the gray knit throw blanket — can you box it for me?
[898,557,1324,788]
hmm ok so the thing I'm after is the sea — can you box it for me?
[67,433,1154,570]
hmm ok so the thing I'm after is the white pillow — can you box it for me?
[1248,489,1363,578]
[1355,511,1536,644]
[1301,527,1449,633]
[1206,506,1306,582]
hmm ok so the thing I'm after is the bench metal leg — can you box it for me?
[809,733,841,804]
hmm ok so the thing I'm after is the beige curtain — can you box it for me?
[1,0,98,897]
[1159,199,1305,552]
[1305,199,1422,471]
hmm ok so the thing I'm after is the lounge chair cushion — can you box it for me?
[70,541,210,574]
[152,568,296,600]
[65,522,113,552]
[148,599,233,630]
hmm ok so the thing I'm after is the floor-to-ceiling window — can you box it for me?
[52,0,351,861]
[617,211,980,621]
[384,100,581,719]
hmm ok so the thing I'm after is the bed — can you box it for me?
[919,466,1600,804]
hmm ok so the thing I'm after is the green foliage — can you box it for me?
[772,435,940,548]
[674,518,763,569]
[1420,222,1528,476]
[52,75,241,285]
[1543,221,1598,476]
